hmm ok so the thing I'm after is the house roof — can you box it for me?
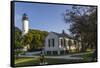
[51,32,73,39]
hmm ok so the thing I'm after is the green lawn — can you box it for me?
[15,57,84,67]
[71,53,97,62]
[15,52,97,67]
[15,57,40,66]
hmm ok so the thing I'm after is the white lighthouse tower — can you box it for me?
[22,13,29,36]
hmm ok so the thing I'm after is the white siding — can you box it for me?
[44,32,82,54]
[44,32,59,51]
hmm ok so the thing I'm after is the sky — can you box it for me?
[15,2,73,34]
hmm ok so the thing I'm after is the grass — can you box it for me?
[15,52,97,67]
[71,53,97,62]
[15,57,40,66]
[15,57,84,67]
[45,58,83,64]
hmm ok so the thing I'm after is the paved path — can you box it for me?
[19,51,93,60]
[19,55,83,60]
[46,55,83,60]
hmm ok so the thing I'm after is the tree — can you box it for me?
[21,32,33,50]
[29,29,48,49]
[15,27,22,49]
[64,6,97,52]
[14,27,48,51]
[21,29,48,51]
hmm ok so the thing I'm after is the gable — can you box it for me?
[45,32,58,40]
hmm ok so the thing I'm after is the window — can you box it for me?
[52,38,55,47]
[48,39,50,47]
[59,39,61,47]
[59,39,61,45]
[64,38,66,46]
[61,39,63,46]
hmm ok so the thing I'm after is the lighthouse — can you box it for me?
[22,13,29,36]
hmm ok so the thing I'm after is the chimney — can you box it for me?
[62,30,65,34]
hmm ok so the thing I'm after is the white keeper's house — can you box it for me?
[44,30,82,55]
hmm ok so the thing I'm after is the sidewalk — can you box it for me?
[18,51,93,60]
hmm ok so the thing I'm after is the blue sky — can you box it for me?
[15,2,72,34]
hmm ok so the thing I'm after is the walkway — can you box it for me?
[18,51,93,60]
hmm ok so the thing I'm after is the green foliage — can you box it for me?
[15,28,48,50]
[15,27,22,49]
[28,29,48,49]
[64,6,97,51]
[14,50,24,56]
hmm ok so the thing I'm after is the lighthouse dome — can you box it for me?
[22,13,28,20]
